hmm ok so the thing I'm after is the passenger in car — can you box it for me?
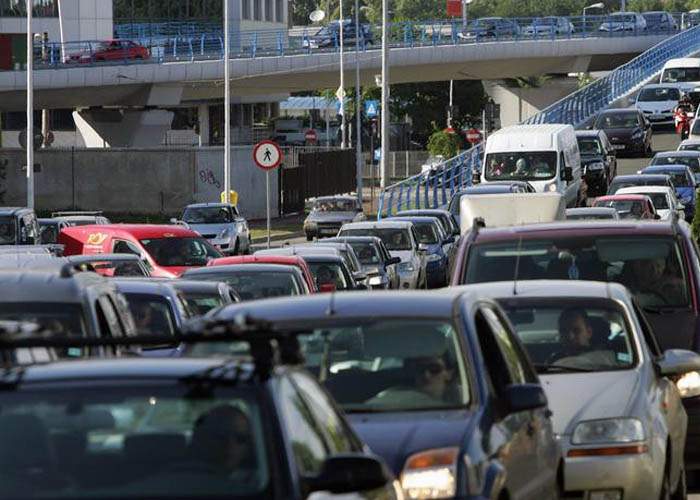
[552,308,594,360]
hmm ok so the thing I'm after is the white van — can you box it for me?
[481,124,583,207]
[659,58,700,92]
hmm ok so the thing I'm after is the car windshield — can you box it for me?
[339,228,412,251]
[0,386,269,498]
[182,293,227,316]
[595,113,639,129]
[182,207,233,224]
[484,152,557,181]
[123,294,177,337]
[681,143,700,151]
[348,242,381,265]
[661,67,700,83]
[190,270,302,301]
[313,199,358,212]
[465,236,690,309]
[609,13,636,22]
[0,217,16,245]
[308,262,350,290]
[577,138,602,155]
[500,303,636,372]
[140,237,221,267]
[637,87,680,101]
[652,156,700,172]
[593,199,649,218]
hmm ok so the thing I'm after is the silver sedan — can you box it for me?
[459,280,700,499]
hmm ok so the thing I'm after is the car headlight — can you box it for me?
[546,182,558,192]
[398,262,415,273]
[677,371,700,398]
[218,228,232,239]
[587,162,605,171]
[572,418,645,445]
[400,447,458,499]
[426,254,442,263]
[368,275,384,286]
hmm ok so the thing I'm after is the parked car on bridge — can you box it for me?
[565,207,620,220]
[642,11,678,32]
[608,173,675,194]
[338,220,427,289]
[462,280,696,500]
[592,194,659,220]
[179,202,250,255]
[0,207,40,246]
[522,16,575,37]
[302,20,374,49]
[576,129,617,197]
[616,186,685,221]
[640,165,697,220]
[592,108,653,157]
[69,39,149,63]
[598,12,647,32]
[303,195,365,241]
[634,84,681,126]
[189,291,563,500]
[458,17,521,40]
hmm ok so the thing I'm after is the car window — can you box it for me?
[278,376,329,475]
[140,237,221,267]
[182,293,226,316]
[0,217,16,245]
[632,299,662,357]
[308,262,350,291]
[465,236,690,310]
[339,228,412,251]
[413,222,439,244]
[485,151,557,181]
[500,302,637,372]
[182,207,233,224]
[595,113,640,129]
[291,372,357,453]
[123,293,177,337]
[189,270,302,301]
[481,307,529,384]
[113,239,141,256]
[348,242,381,265]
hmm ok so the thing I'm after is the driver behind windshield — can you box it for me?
[620,258,686,305]
[554,308,594,359]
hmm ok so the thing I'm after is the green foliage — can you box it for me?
[427,129,462,159]
[692,202,700,243]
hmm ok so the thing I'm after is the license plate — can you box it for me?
[612,145,626,150]
[320,228,338,234]
[650,114,666,119]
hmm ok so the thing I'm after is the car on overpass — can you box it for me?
[592,108,653,157]
[188,291,563,500]
[459,280,695,500]
[598,12,647,33]
[642,11,678,32]
[522,16,575,37]
[69,39,149,63]
[576,129,618,197]
[458,17,521,41]
[301,20,374,49]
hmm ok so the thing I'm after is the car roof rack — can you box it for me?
[0,314,303,380]
[51,211,104,218]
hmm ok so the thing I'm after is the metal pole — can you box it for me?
[462,0,468,29]
[620,0,625,12]
[380,0,389,190]
[26,0,34,209]
[224,0,231,205]
[339,0,346,149]
[266,171,271,248]
[355,0,363,207]
[57,0,66,63]
[448,80,454,128]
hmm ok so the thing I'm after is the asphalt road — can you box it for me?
[617,129,680,176]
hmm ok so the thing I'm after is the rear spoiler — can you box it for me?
[61,254,150,278]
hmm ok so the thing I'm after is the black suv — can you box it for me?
[576,129,618,197]
[0,207,40,246]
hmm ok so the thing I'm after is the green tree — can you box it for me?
[692,201,700,242]
[428,128,462,158]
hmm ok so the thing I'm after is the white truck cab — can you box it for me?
[481,124,583,207]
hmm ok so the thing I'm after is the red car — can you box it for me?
[592,194,658,220]
[70,40,149,63]
[209,255,318,293]
[59,224,222,278]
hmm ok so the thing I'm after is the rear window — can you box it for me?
[0,217,16,245]
[608,178,668,194]
[465,236,690,309]
[122,293,178,337]
[190,270,302,301]
[594,113,639,129]
[339,228,412,251]
[0,386,270,498]
[140,237,221,267]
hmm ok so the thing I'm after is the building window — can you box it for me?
[242,0,250,20]
[253,0,262,21]
[264,0,272,22]
[275,0,283,23]
[1,109,74,131]
[0,0,58,17]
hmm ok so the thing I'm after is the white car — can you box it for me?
[678,138,700,151]
[599,12,647,32]
[689,117,700,140]
[634,84,682,126]
[338,220,427,289]
[616,186,684,220]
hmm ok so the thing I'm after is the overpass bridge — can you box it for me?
[377,25,700,218]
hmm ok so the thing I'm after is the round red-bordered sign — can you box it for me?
[253,140,284,171]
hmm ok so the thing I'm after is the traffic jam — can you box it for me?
[9,60,700,500]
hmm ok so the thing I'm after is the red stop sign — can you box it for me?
[305,129,318,143]
[466,128,482,144]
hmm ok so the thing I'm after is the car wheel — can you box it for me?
[671,465,687,500]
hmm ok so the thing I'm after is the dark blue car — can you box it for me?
[191,292,563,499]
[640,165,697,220]
[388,216,453,288]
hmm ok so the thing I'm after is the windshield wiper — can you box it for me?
[534,363,594,373]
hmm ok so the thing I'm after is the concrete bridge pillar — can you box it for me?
[483,77,581,128]
[73,108,175,148]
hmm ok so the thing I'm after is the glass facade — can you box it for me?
[113,0,224,21]
[0,0,58,17]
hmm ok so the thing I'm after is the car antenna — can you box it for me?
[513,236,523,296]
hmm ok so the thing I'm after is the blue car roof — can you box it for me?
[642,165,690,173]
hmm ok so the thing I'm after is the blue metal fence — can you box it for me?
[28,13,690,70]
[377,24,700,218]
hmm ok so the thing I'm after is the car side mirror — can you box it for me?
[504,383,548,414]
[386,256,401,266]
[443,235,455,245]
[656,349,700,376]
[561,166,573,182]
[418,243,430,253]
[306,454,393,495]
[319,283,337,293]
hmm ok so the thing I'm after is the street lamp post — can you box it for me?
[355,0,363,206]
[339,0,346,149]
[582,2,605,33]
[26,0,34,209]
[380,0,389,190]
[223,0,231,205]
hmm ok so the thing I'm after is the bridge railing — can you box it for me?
[377,24,700,218]
[24,13,692,70]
